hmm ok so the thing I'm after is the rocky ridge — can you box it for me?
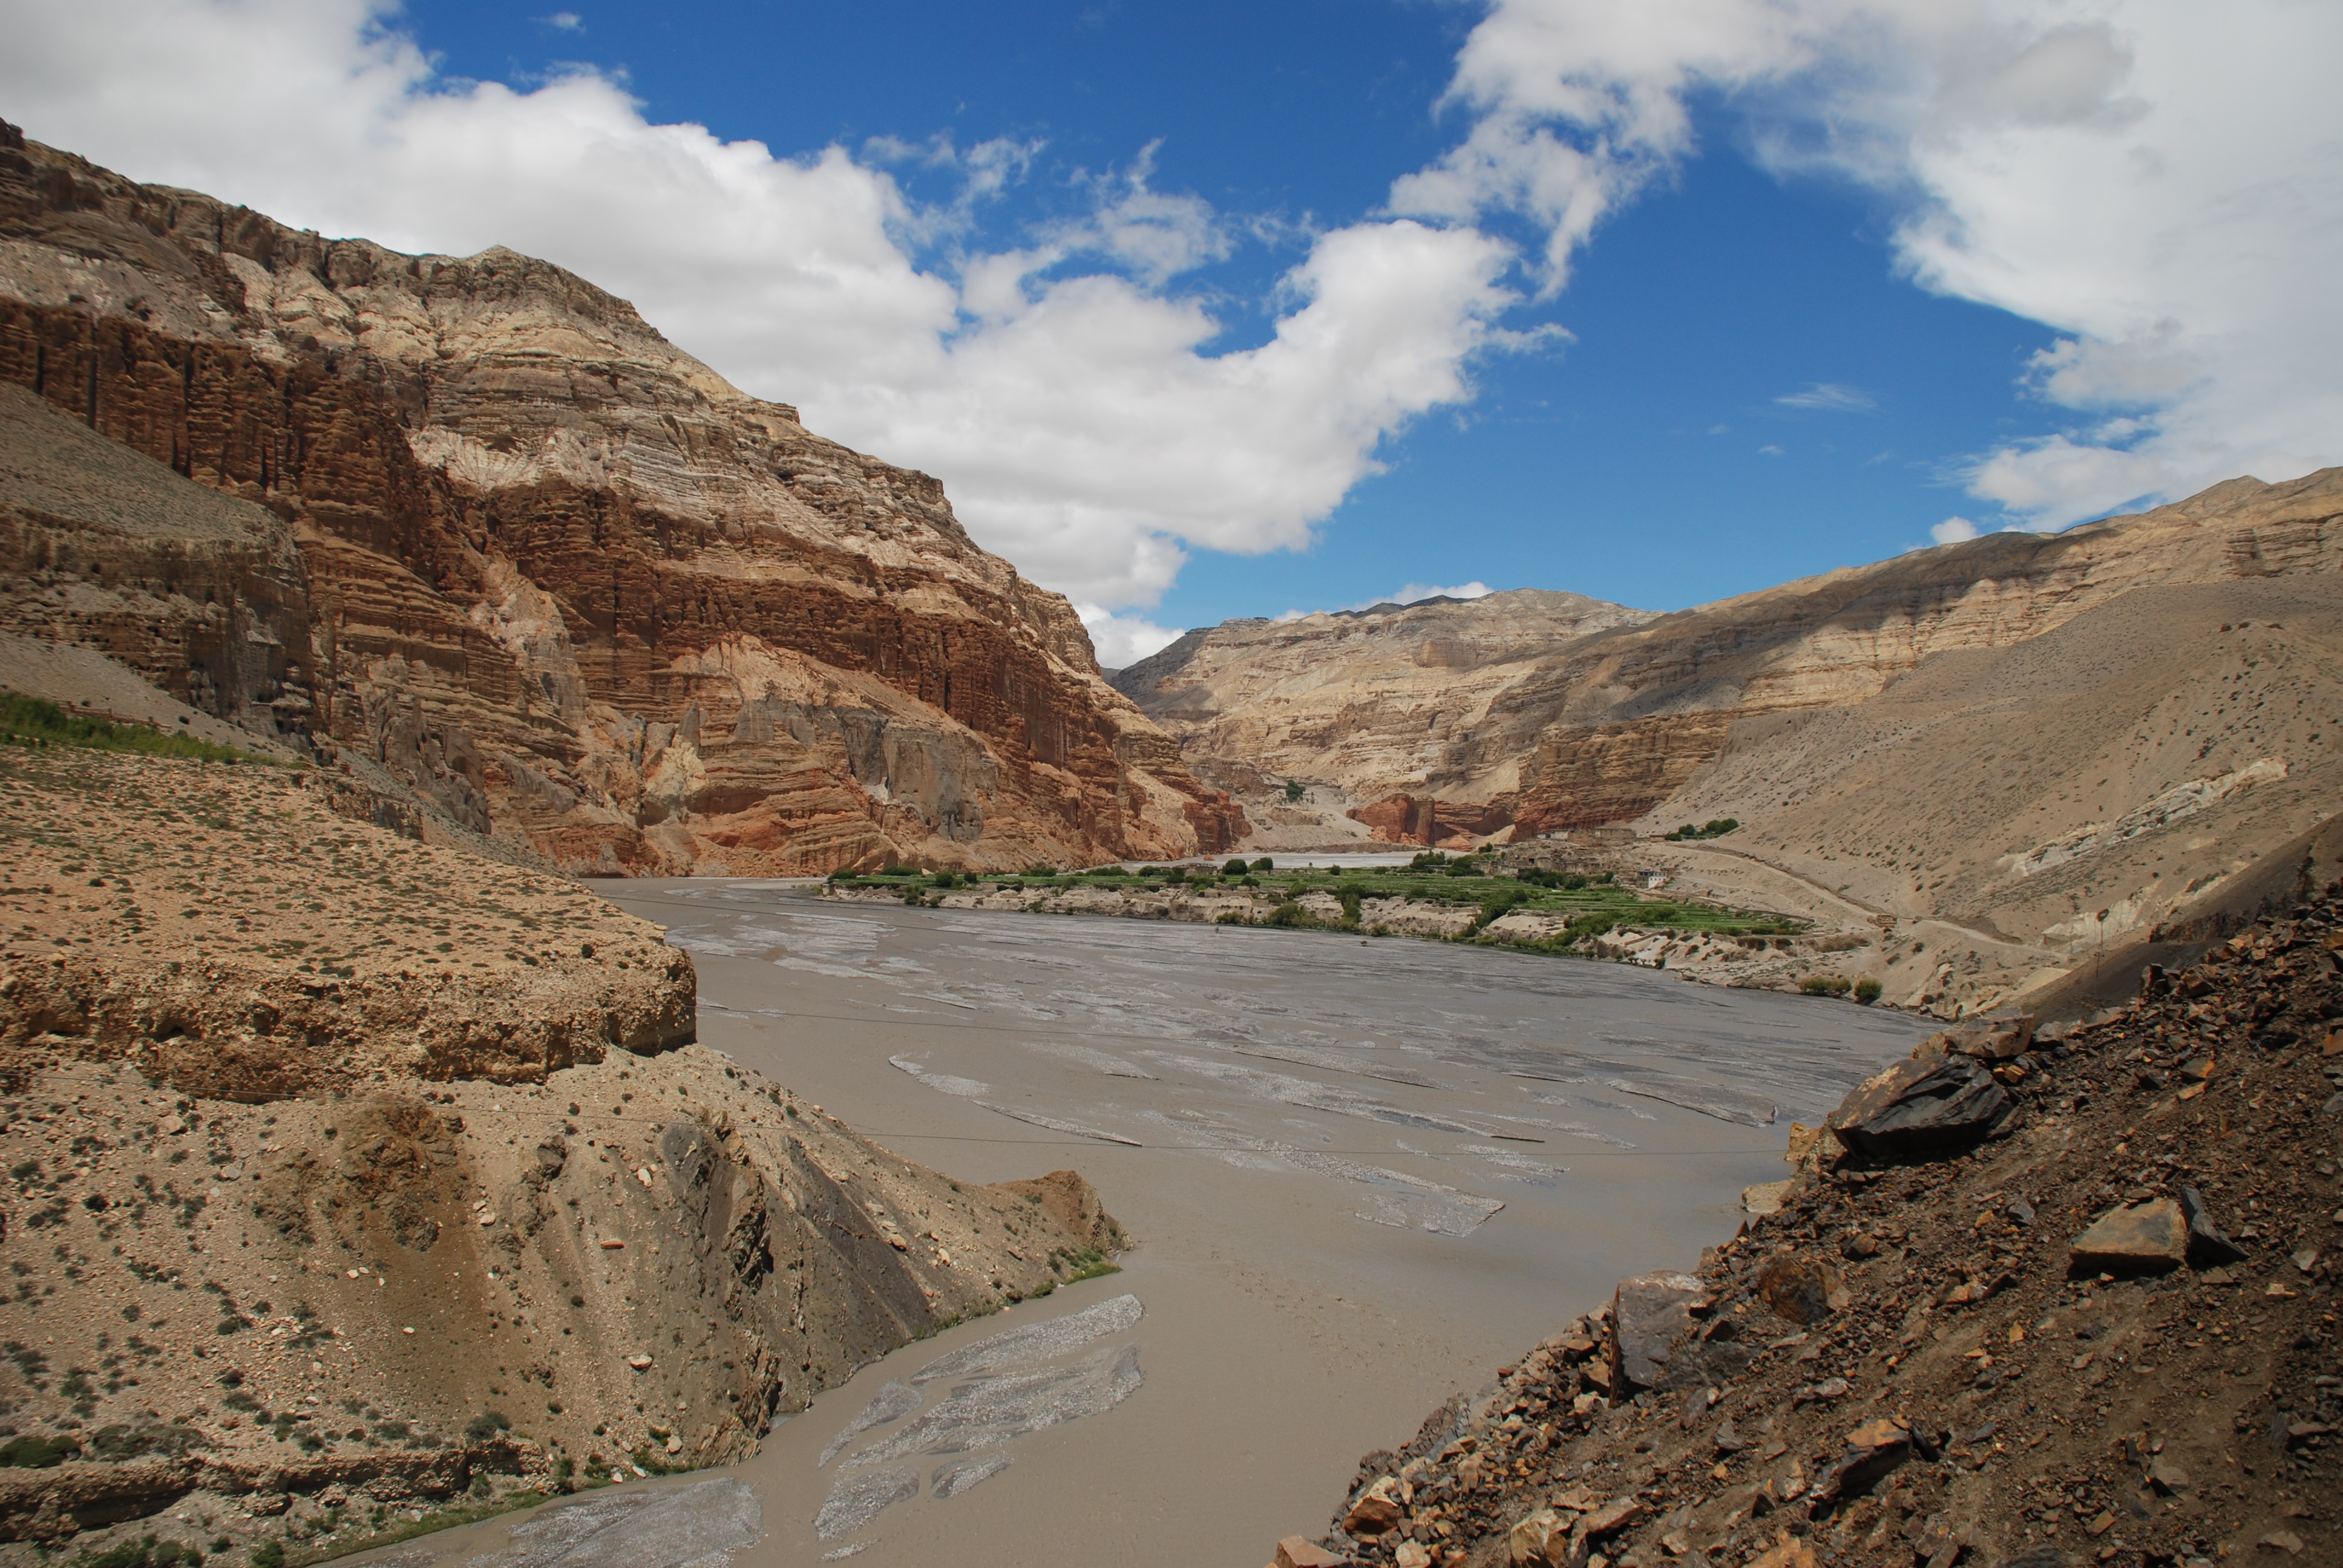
[0,123,1241,875]
[0,743,1125,1561]
[1291,889,2343,1568]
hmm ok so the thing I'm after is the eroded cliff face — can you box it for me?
[1120,477,2342,848]
[1111,588,1654,844]
[0,125,1241,873]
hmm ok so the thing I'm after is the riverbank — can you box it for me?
[818,861,1889,1000]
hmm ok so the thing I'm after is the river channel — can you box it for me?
[354,881,1930,1568]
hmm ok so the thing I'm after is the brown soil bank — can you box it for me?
[0,745,1123,1561]
[1299,889,2342,1568]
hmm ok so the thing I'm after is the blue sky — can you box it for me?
[7,1,2335,661]
[402,0,2062,624]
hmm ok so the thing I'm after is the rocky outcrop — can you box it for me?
[0,124,1240,873]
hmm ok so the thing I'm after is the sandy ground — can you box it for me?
[353,884,1932,1568]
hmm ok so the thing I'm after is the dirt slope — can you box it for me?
[1622,577,2343,1017]
[1296,890,2343,1568]
[0,122,1241,875]
[0,744,1124,1561]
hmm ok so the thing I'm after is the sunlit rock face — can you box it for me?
[0,123,1243,873]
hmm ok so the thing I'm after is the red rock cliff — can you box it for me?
[0,125,1243,871]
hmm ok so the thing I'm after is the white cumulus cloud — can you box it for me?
[1931,517,1981,544]
[1405,0,2343,527]
[1075,606,1186,671]
[0,0,1522,615]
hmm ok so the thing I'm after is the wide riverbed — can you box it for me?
[370,883,1930,1568]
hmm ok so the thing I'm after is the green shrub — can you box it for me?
[1444,860,1483,877]
[1249,857,1274,872]
[465,1411,511,1442]
[0,690,281,766]
[0,1432,78,1467]
[1283,781,1305,802]
[1162,867,1187,884]
[1024,864,1060,877]
[1262,901,1312,929]
[1563,913,1617,944]
[1472,886,1531,932]
[1798,975,1853,998]
[249,1544,285,1568]
[1853,977,1883,1004]
[1222,858,1249,876]
[1334,882,1366,927]
[929,872,959,889]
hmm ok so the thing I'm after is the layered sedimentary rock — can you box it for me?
[1112,588,1652,844]
[0,125,1240,873]
[1122,477,2342,849]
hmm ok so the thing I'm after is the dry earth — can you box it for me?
[0,744,1124,1564]
[1291,890,2343,1568]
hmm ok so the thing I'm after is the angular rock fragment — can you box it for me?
[1342,1477,1403,1537]
[1810,1418,1912,1506]
[1507,1507,1570,1567]
[2068,1199,2187,1275]
[1754,1256,1844,1325]
[2179,1186,2248,1267]
[1610,1270,1708,1391]
[1275,1534,1348,1568]
[1827,1056,2016,1159]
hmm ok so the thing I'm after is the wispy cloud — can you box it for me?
[537,11,583,31]
[1757,444,1784,456]
[1773,382,1876,413]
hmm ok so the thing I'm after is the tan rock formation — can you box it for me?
[0,742,1126,1553]
[1119,474,2343,1014]
[1112,588,1651,843]
[0,123,1240,874]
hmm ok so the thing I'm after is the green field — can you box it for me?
[828,848,1800,953]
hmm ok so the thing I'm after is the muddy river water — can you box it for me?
[358,881,1930,1568]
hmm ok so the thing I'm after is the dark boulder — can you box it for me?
[1827,1056,2016,1158]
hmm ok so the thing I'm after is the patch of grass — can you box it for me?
[0,691,286,766]
[272,1489,552,1567]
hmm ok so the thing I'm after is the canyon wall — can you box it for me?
[0,123,1241,874]
[1119,477,2342,844]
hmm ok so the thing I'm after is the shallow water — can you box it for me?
[361,884,1928,1568]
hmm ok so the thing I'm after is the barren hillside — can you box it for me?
[0,741,1124,1561]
